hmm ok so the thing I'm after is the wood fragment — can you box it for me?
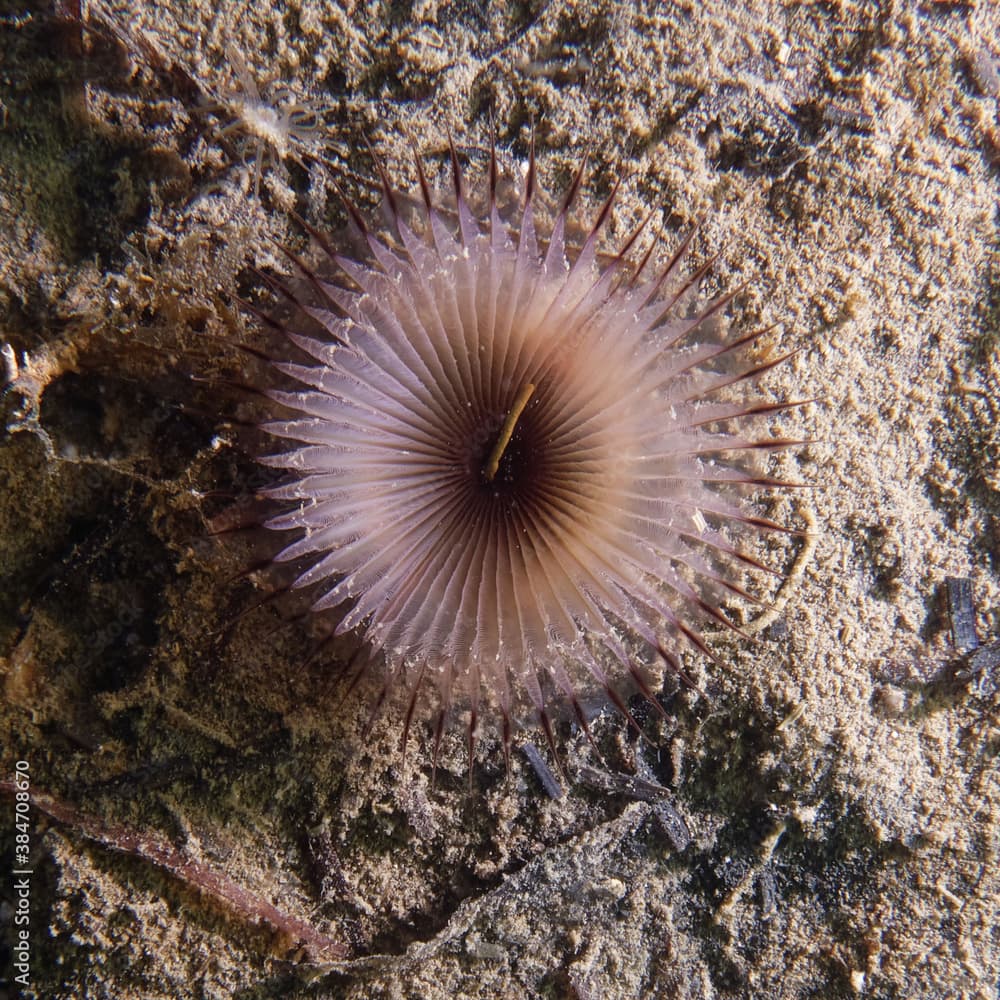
[575,764,668,802]
[575,763,691,851]
[945,576,979,654]
[758,869,778,918]
[521,742,563,799]
[634,750,692,851]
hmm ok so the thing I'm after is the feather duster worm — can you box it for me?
[247,137,805,767]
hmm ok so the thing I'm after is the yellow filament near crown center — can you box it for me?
[484,382,536,482]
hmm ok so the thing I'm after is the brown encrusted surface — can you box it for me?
[1,0,998,997]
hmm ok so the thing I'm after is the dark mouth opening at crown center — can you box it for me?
[466,394,549,507]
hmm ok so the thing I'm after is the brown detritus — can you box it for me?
[0,779,350,963]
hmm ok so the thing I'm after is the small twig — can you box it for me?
[0,780,349,963]
[484,382,535,481]
[945,576,979,654]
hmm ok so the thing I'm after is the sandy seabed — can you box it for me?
[1,0,998,997]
